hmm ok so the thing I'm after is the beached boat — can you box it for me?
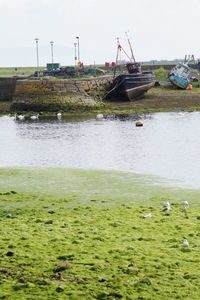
[168,63,191,89]
[106,62,155,100]
[106,38,155,101]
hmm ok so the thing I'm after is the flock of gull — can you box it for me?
[9,112,62,120]
[9,113,144,127]
[144,201,190,247]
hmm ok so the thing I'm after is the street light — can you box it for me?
[74,42,77,67]
[76,36,80,63]
[50,41,54,70]
[34,38,39,78]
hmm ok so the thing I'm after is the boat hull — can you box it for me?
[168,76,188,90]
[168,63,191,90]
[106,72,155,101]
[126,82,155,99]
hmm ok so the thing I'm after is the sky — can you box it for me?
[0,0,200,67]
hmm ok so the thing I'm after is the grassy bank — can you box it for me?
[0,168,200,299]
[0,67,44,77]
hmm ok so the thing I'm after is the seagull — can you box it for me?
[96,114,104,120]
[183,239,189,247]
[162,201,170,212]
[17,114,25,120]
[144,213,152,219]
[9,114,17,120]
[30,114,39,120]
[183,201,189,209]
[163,206,170,212]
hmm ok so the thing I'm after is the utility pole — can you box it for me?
[76,36,80,63]
[35,38,39,78]
[74,42,77,67]
[50,41,54,70]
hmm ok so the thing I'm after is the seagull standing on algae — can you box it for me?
[183,201,189,209]
[163,201,170,212]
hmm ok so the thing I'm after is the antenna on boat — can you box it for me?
[125,31,136,63]
[114,37,121,77]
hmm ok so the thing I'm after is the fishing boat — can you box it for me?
[168,63,191,89]
[106,38,155,101]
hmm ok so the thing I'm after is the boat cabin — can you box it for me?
[168,63,191,89]
[169,63,190,79]
[127,62,142,74]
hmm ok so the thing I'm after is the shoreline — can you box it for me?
[1,87,200,115]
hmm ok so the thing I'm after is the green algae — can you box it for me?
[0,168,200,299]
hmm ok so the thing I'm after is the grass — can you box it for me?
[0,168,200,299]
[0,67,44,76]
[154,67,169,82]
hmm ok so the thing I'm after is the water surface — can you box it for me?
[0,112,199,187]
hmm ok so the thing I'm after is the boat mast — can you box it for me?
[113,36,134,77]
[114,37,121,77]
[125,32,136,63]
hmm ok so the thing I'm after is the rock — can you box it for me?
[6,251,14,257]
[6,213,13,218]
[54,261,71,273]
[10,190,17,194]
[37,277,50,286]
[18,277,25,284]
[56,285,64,292]
[127,266,135,273]
[154,81,160,87]
[136,120,143,127]
[45,220,53,225]
[53,272,63,280]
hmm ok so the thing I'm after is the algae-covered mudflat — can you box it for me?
[1,168,200,299]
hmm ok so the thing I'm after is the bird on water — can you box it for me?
[17,114,25,120]
[96,114,104,120]
[30,114,39,120]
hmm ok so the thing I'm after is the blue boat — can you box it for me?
[168,63,191,89]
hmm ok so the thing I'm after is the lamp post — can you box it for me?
[34,38,39,78]
[76,36,80,63]
[74,42,77,67]
[50,41,54,70]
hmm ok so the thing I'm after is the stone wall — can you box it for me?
[11,76,113,112]
[142,64,198,71]
[0,78,16,101]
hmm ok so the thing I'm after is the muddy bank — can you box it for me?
[1,87,200,115]
[103,89,200,114]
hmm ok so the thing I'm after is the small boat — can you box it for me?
[168,62,191,89]
[106,62,155,100]
[106,37,155,101]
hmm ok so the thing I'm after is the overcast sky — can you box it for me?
[0,0,200,67]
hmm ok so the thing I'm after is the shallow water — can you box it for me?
[0,112,200,187]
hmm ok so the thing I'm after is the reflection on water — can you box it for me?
[0,112,200,187]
